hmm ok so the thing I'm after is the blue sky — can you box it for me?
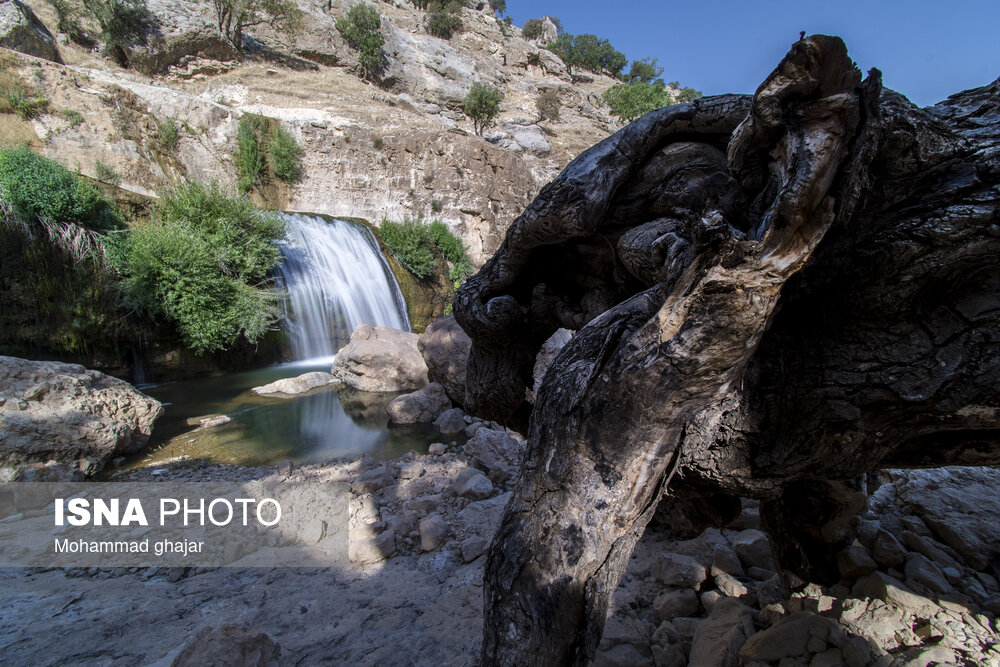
[505,0,1000,107]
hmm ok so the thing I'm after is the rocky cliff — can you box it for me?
[3,0,626,265]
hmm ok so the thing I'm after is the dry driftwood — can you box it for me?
[454,35,1000,666]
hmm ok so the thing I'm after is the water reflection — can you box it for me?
[131,363,437,469]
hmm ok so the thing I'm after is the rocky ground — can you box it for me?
[3,417,1000,665]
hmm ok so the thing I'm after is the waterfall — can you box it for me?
[277,213,410,362]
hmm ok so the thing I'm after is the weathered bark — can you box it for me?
[455,35,1000,666]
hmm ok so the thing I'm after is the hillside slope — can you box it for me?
[4,0,633,265]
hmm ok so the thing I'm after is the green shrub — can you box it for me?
[267,123,304,183]
[378,218,436,279]
[235,115,265,193]
[536,88,560,120]
[463,81,503,135]
[336,3,385,80]
[81,0,158,65]
[488,0,505,14]
[521,18,543,39]
[4,87,49,119]
[94,160,120,185]
[157,116,179,151]
[426,2,460,38]
[602,81,674,123]
[117,182,285,353]
[430,199,443,213]
[545,32,626,77]
[674,86,703,103]
[0,146,121,231]
[63,108,85,127]
[626,57,663,84]
[429,219,471,283]
[372,135,383,149]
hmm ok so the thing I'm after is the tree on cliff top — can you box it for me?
[335,3,385,81]
[212,0,302,53]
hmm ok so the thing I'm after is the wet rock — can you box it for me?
[434,408,467,434]
[419,515,448,552]
[652,553,707,589]
[653,588,700,621]
[331,325,429,392]
[172,623,280,667]
[386,382,451,424]
[418,314,471,406]
[688,597,755,667]
[0,356,161,474]
[452,467,493,500]
[251,371,336,397]
[0,0,62,63]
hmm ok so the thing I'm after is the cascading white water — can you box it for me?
[277,213,410,362]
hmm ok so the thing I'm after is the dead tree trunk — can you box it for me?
[454,35,1000,666]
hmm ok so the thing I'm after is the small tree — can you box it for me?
[488,0,505,15]
[82,0,158,65]
[626,57,663,85]
[425,1,461,38]
[464,82,503,136]
[536,88,560,121]
[522,18,543,40]
[335,3,385,80]
[601,81,674,123]
[212,0,302,53]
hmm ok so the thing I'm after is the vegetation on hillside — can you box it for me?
[602,58,703,123]
[425,1,462,39]
[336,3,385,80]
[80,0,158,65]
[545,32,627,78]
[234,114,304,193]
[463,82,503,135]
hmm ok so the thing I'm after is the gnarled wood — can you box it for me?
[455,35,1000,666]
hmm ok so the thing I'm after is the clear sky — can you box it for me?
[505,0,1000,107]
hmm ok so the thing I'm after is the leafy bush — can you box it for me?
[117,182,285,353]
[536,88,560,120]
[626,57,663,85]
[426,3,460,38]
[488,0,505,14]
[0,146,121,231]
[429,219,471,282]
[267,123,303,183]
[601,81,674,123]
[674,86,703,103]
[336,3,385,80]
[157,116,179,151]
[372,136,383,149]
[430,199,443,213]
[521,18,543,40]
[4,88,49,119]
[378,218,436,280]
[235,115,264,193]
[463,81,503,135]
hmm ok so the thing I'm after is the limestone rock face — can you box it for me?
[0,0,61,63]
[251,371,337,397]
[332,325,429,393]
[386,382,451,424]
[418,314,472,406]
[0,355,161,474]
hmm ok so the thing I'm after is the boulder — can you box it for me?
[501,119,551,155]
[433,407,467,434]
[452,467,493,500]
[419,515,448,552]
[386,382,451,424]
[251,371,337,397]
[0,356,161,475]
[332,325,429,393]
[652,553,707,589]
[653,588,700,621]
[0,0,62,63]
[688,597,755,667]
[172,623,280,667]
[463,428,525,484]
[417,315,471,406]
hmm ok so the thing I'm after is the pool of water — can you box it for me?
[126,361,441,469]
